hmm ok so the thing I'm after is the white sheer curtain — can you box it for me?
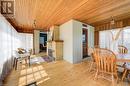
[19,33,33,51]
[0,14,33,83]
[99,27,130,53]
[120,26,130,53]
[99,30,112,49]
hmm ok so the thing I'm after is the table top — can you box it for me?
[19,52,30,57]
[116,53,130,62]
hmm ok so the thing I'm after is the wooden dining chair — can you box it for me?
[94,48,118,86]
[117,45,128,68]
[118,45,128,54]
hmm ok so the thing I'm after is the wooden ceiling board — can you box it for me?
[5,0,130,32]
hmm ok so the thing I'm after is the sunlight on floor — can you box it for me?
[18,65,50,86]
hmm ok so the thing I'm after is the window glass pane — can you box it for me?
[0,14,33,79]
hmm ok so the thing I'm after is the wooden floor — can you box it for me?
[3,58,130,86]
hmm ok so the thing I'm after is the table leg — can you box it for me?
[25,58,27,64]
[13,58,16,68]
[28,56,30,67]
[15,58,18,70]
[122,69,128,81]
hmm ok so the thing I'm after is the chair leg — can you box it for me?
[89,62,93,72]
[122,69,127,81]
[112,75,115,86]
[94,70,98,80]
[115,74,119,83]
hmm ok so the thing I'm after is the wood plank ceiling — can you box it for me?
[7,0,130,32]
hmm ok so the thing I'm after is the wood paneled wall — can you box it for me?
[95,18,130,31]
[94,31,99,47]
[94,18,130,46]
[16,28,33,33]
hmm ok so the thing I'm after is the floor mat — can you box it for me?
[30,56,54,64]
[42,55,54,62]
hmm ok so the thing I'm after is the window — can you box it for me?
[120,28,130,53]
[99,26,130,53]
[0,14,33,81]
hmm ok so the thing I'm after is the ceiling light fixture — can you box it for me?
[110,16,115,25]
[33,19,36,29]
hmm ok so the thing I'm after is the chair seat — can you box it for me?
[116,62,125,67]
[125,63,130,69]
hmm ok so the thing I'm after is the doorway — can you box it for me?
[39,32,47,52]
[83,28,89,58]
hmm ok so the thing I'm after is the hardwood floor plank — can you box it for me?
[3,59,129,86]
